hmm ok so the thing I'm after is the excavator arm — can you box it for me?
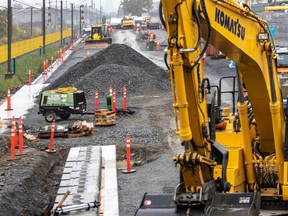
[135,0,288,215]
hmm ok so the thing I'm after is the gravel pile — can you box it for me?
[48,44,170,110]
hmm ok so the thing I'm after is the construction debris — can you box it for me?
[37,121,95,138]
[68,120,95,137]
[95,109,116,126]
[38,124,69,138]
[23,133,40,142]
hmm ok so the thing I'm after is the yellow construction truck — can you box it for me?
[84,24,112,49]
[135,0,288,215]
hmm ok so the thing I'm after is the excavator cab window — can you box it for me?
[91,27,101,35]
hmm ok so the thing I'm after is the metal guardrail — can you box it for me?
[0,29,71,63]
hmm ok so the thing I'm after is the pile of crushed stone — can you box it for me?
[48,44,170,108]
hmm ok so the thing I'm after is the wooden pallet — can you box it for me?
[95,109,116,126]
[23,133,40,142]
[68,121,94,136]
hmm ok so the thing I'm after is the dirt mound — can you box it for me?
[0,148,68,216]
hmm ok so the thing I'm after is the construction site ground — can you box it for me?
[0,29,285,216]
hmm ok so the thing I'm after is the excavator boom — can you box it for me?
[136,0,288,215]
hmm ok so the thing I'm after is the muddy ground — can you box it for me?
[0,28,235,216]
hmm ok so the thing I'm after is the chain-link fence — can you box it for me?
[12,5,99,40]
[251,3,288,47]
[258,11,288,47]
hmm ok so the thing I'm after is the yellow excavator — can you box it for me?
[135,0,288,215]
[84,24,112,49]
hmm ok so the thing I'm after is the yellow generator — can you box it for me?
[84,24,112,49]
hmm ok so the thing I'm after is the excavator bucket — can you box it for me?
[205,192,261,216]
[135,192,260,216]
[84,38,112,49]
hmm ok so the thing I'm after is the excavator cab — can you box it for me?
[84,24,112,49]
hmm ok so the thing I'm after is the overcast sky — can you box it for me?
[1,0,121,13]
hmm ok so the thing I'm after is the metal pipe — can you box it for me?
[54,201,100,215]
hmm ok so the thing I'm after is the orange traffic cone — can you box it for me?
[18,117,24,155]
[156,40,160,51]
[12,116,18,148]
[5,86,13,111]
[10,124,16,160]
[86,51,91,59]
[60,49,64,64]
[72,43,76,52]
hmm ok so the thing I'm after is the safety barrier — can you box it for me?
[123,85,127,112]
[12,116,18,148]
[18,117,24,155]
[46,120,56,153]
[0,29,71,63]
[95,89,99,110]
[5,86,13,111]
[10,124,15,160]
[28,70,31,85]
[122,134,136,174]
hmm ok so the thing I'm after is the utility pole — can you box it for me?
[71,3,73,44]
[6,0,12,77]
[55,0,58,32]
[85,3,88,27]
[43,0,46,54]
[60,1,63,45]
[100,0,101,24]
[80,5,84,37]
[91,0,93,24]
[30,7,33,37]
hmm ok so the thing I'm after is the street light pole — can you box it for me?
[71,3,73,44]
[60,0,63,45]
[79,5,83,37]
[42,0,46,54]
[100,0,101,23]
[30,7,33,37]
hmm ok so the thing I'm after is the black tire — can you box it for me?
[59,113,71,120]
[44,111,56,122]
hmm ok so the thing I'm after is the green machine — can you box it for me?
[38,87,86,122]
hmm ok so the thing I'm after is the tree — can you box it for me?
[121,0,153,16]
[0,9,7,38]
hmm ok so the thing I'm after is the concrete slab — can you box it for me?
[101,145,119,216]
[52,145,119,216]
